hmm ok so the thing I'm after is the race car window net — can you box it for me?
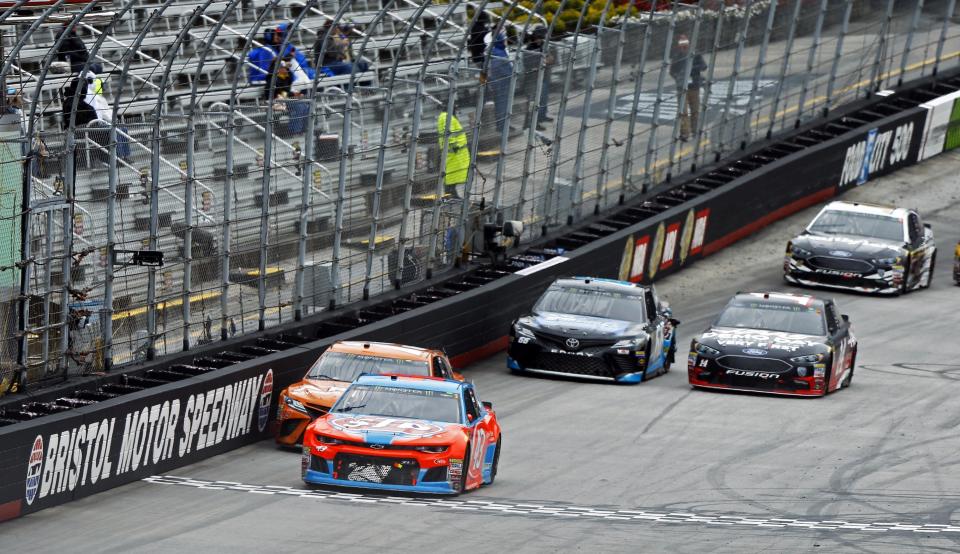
[333,385,462,424]
[534,287,646,323]
[715,302,826,336]
[808,210,905,243]
[307,352,431,382]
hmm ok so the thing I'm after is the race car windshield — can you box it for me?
[333,385,462,423]
[307,352,431,382]
[808,210,904,242]
[715,301,826,336]
[533,286,646,322]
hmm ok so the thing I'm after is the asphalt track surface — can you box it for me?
[3,151,960,552]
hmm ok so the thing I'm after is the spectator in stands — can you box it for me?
[669,34,707,142]
[313,21,368,76]
[521,26,555,131]
[62,70,131,160]
[265,55,295,98]
[468,11,489,66]
[248,22,315,85]
[53,25,90,74]
[437,110,469,199]
[264,55,309,135]
[483,32,513,135]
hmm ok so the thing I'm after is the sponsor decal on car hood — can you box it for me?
[699,328,825,354]
[793,234,903,258]
[525,312,642,338]
[319,414,459,445]
[286,379,349,407]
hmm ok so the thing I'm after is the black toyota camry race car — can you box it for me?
[688,291,857,397]
[783,201,936,295]
[507,277,679,384]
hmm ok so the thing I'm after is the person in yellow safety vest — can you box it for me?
[437,111,469,199]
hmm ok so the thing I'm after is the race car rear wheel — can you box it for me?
[921,254,936,289]
[842,350,856,388]
[458,443,471,495]
[662,343,676,373]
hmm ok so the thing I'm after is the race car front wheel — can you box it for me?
[458,443,471,495]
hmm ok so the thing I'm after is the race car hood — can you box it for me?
[311,414,463,446]
[285,379,350,408]
[697,327,828,358]
[521,311,645,339]
[792,233,904,259]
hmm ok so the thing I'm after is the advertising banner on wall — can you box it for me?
[835,109,927,192]
[0,351,312,521]
[918,90,960,161]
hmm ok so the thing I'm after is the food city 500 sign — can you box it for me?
[22,369,274,508]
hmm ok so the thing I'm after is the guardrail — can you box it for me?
[1,66,957,522]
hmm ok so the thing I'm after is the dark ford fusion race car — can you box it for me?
[302,375,501,495]
[784,201,936,295]
[508,277,679,383]
[689,292,857,397]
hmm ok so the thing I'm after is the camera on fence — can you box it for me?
[483,220,523,267]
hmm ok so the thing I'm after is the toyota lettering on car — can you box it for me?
[301,375,501,495]
[688,292,857,397]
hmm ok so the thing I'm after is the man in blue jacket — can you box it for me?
[248,23,316,85]
[485,32,513,135]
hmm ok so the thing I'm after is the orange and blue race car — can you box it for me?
[302,374,501,495]
[275,341,463,446]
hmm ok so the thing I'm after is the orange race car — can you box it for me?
[275,341,463,446]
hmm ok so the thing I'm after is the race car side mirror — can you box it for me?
[467,413,475,422]
[482,401,493,410]
[841,314,849,323]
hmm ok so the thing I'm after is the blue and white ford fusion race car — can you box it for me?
[507,277,679,384]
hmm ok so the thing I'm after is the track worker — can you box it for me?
[669,34,707,142]
[437,111,469,199]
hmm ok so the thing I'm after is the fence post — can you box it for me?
[363,1,437,300]
[898,0,925,87]
[823,0,853,118]
[794,0,828,127]
[741,0,777,149]
[571,0,614,223]
[667,1,704,182]
[868,0,896,95]
[620,5,657,197]
[692,6,724,171]
[542,0,585,232]
[425,77,459,278]
[641,4,679,191]
[596,0,638,212]
[395,79,424,288]
[518,0,569,229]
[933,0,958,76]
[716,0,752,160]
[766,0,802,138]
